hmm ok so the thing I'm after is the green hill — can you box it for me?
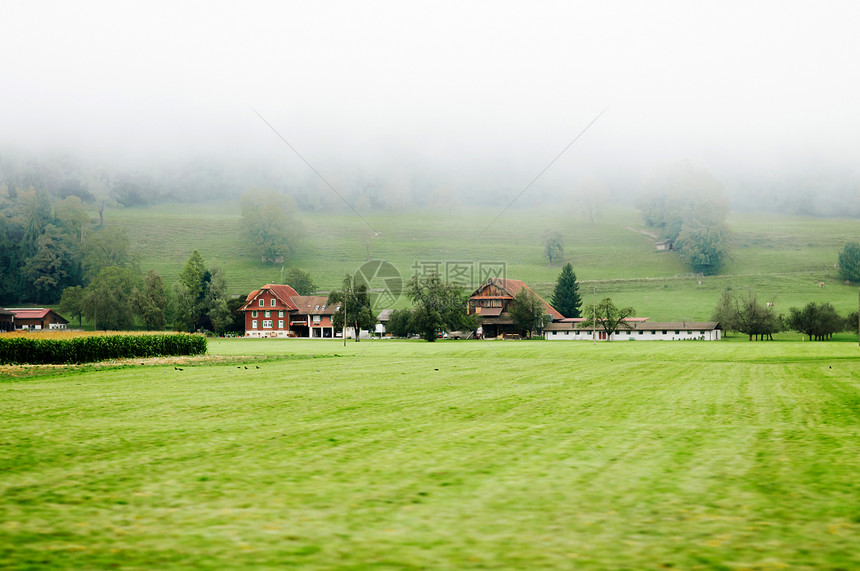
[109,201,860,322]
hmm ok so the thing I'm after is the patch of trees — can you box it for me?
[711,290,781,341]
[173,250,231,333]
[57,249,233,334]
[785,302,844,341]
[240,189,303,264]
[712,290,854,341]
[637,163,730,275]
[838,242,860,282]
[384,273,479,341]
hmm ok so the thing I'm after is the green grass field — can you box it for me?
[2,339,859,569]
[109,201,860,322]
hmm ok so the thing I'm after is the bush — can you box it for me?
[0,334,207,365]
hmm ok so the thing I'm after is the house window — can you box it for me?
[552,331,557,336]
[252,320,258,329]
[265,310,271,318]
[639,331,644,335]
[263,320,273,328]
[252,310,257,318]
[271,299,276,307]
[278,310,284,318]
[313,315,321,323]
[662,330,667,335]
[259,299,264,307]
[675,330,680,335]
[278,320,284,329]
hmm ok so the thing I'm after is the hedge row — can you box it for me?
[0,334,207,365]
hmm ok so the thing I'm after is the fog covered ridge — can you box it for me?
[1,2,858,215]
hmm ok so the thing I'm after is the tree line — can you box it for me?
[712,289,857,341]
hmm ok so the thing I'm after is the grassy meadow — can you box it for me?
[2,338,859,569]
[109,201,860,321]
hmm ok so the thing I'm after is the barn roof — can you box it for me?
[5,308,68,323]
[470,278,564,321]
[291,295,338,315]
[240,284,300,311]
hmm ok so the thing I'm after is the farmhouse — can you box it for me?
[544,318,721,341]
[468,277,563,338]
[240,284,339,338]
[4,308,69,331]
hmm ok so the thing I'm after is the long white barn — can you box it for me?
[544,318,721,341]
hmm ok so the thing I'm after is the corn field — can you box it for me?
[0,333,207,364]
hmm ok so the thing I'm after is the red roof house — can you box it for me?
[5,308,69,331]
[239,284,339,338]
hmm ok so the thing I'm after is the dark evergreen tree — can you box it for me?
[550,263,582,318]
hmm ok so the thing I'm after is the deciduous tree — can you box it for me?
[81,266,141,330]
[284,267,315,295]
[131,270,169,330]
[581,297,636,341]
[838,242,860,282]
[509,288,550,338]
[404,273,479,341]
[543,231,564,266]
[240,189,302,263]
[328,275,375,342]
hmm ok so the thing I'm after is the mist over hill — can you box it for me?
[2,2,859,218]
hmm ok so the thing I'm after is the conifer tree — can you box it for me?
[550,263,582,318]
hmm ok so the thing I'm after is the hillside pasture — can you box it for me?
[109,202,860,321]
[1,339,858,569]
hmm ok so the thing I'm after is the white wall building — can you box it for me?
[544,319,721,341]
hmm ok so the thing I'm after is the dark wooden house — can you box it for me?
[468,278,563,338]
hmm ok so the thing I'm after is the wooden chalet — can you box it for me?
[468,278,563,338]
[240,284,339,338]
[5,308,69,331]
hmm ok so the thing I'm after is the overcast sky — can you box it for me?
[3,1,859,185]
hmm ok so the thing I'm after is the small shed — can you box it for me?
[655,238,674,251]
[6,308,69,331]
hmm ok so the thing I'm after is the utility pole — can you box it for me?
[592,285,597,345]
